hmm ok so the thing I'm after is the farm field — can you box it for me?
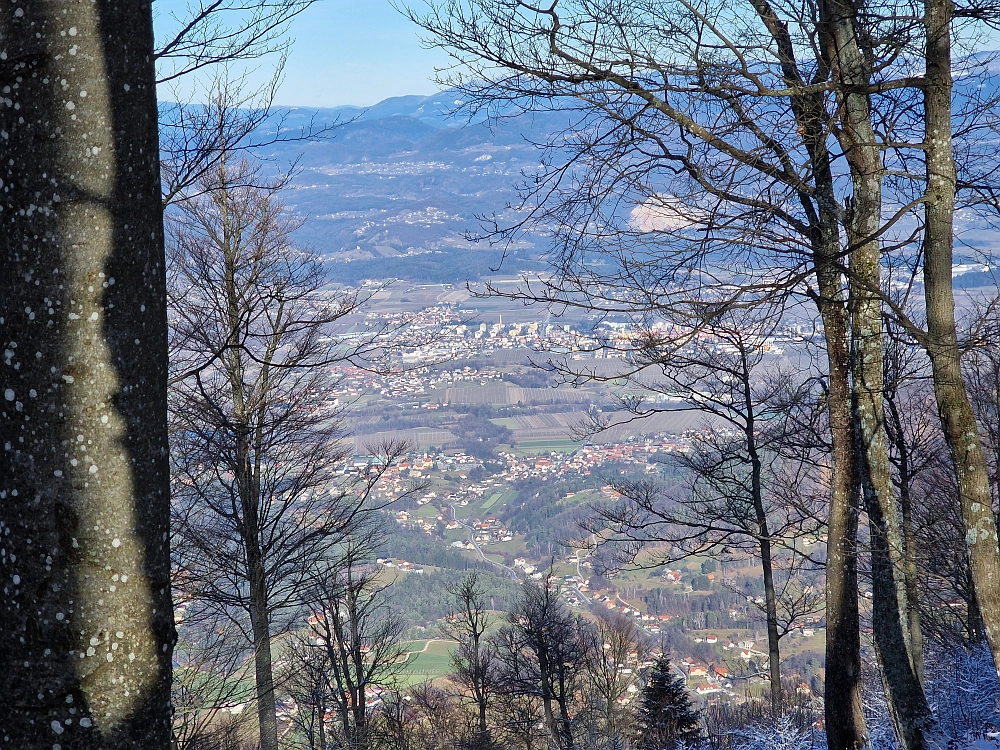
[514,438,584,454]
[397,639,455,686]
[480,487,515,511]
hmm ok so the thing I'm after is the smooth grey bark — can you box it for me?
[818,0,936,742]
[818,285,868,750]
[741,4,868,737]
[922,0,1000,675]
[0,1,174,748]
[806,129,867,748]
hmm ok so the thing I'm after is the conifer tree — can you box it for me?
[635,656,702,750]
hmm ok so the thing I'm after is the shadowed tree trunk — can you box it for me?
[819,0,936,741]
[741,6,868,736]
[815,250,868,749]
[0,1,174,747]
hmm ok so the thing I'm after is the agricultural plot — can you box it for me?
[480,487,515,511]
[514,438,584,454]
[444,384,596,406]
[352,428,455,451]
[397,640,455,686]
[444,384,518,405]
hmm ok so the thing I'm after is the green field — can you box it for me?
[480,487,515,511]
[481,492,504,510]
[514,439,584,454]
[397,640,455,686]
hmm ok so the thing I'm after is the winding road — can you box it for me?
[448,505,521,580]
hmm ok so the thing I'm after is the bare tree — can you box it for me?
[964,300,1000,509]
[912,454,986,647]
[302,537,408,750]
[167,155,402,750]
[493,579,590,750]
[918,0,1000,696]
[442,573,501,749]
[401,1,875,741]
[155,0,336,206]
[406,683,478,750]
[579,613,646,749]
[490,692,547,750]
[579,309,821,714]
[154,0,317,84]
[171,622,257,749]
[159,67,336,208]
[407,0,1000,737]
[0,2,175,746]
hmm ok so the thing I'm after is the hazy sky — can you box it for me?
[156,1,449,108]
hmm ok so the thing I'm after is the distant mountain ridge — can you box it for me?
[238,91,571,284]
[188,89,997,288]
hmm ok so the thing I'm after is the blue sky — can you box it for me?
[156,0,449,108]
[275,1,449,106]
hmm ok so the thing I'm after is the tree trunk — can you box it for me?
[886,393,925,684]
[235,419,277,750]
[249,548,279,750]
[759,535,783,714]
[819,0,936,741]
[350,583,369,750]
[221,184,278,750]
[538,650,563,750]
[922,0,1000,674]
[742,5,868,737]
[816,260,869,750]
[474,631,490,746]
[0,2,174,747]
[851,216,937,747]
[968,563,986,642]
[744,385,783,714]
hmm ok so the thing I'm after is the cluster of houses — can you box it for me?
[468,517,514,545]
[375,558,425,574]
[491,438,693,485]
[355,300,812,367]
[392,509,437,536]
[368,434,695,508]
[394,504,517,550]
[679,657,734,697]
[593,597,674,635]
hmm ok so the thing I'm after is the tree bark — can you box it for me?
[740,4,868,738]
[744,369,783,714]
[217,159,278,750]
[238,402,278,750]
[886,392,925,684]
[819,0,936,741]
[0,2,174,747]
[818,279,868,750]
[922,0,1000,674]
[249,539,279,750]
